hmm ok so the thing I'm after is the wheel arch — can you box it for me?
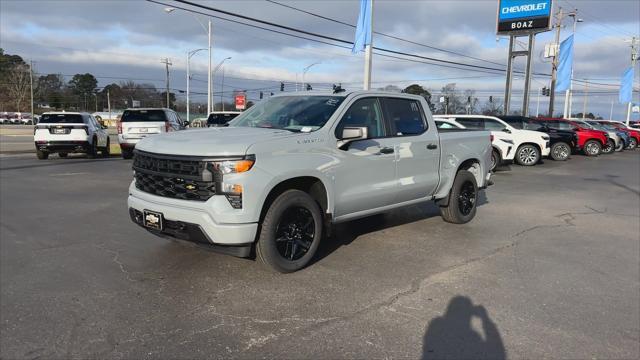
[258,176,330,224]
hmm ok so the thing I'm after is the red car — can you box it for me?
[598,121,639,149]
[537,118,608,156]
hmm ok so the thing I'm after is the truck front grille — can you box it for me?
[133,150,216,201]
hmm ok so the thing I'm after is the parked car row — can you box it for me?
[434,114,639,171]
[1,112,38,125]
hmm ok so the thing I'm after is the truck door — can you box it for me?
[381,97,440,203]
[333,97,398,217]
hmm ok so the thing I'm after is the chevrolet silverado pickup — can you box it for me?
[127,91,492,272]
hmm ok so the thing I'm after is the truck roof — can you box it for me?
[269,90,425,99]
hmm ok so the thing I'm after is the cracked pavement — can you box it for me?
[1,151,639,359]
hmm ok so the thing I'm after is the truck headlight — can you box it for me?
[211,157,255,174]
[542,135,550,140]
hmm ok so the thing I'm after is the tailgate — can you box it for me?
[122,121,165,140]
[34,124,88,142]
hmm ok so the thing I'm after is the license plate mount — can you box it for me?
[143,210,164,230]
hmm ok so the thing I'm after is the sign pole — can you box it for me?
[549,6,563,117]
[363,0,374,91]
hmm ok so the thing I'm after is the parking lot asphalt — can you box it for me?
[1,151,639,359]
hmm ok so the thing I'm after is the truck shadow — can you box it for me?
[313,190,489,263]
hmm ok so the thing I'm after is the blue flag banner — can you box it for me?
[619,67,634,104]
[555,34,574,92]
[352,0,372,53]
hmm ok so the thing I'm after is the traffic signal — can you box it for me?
[541,87,550,96]
[467,96,471,103]
[280,82,284,92]
[259,91,263,99]
[306,83,312,91]
[489,96,493,103]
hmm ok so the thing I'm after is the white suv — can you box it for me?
[117,108,185,159]
[435,115,550,170]
[33,112,110,160]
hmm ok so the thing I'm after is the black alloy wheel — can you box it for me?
[275,207,315,261]
[457,181,476,216]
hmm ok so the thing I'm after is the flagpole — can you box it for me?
[363,0,373,90]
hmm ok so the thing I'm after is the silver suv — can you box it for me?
[117,108,185,159]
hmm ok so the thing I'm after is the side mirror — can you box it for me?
[572,127,580,131]
[101,125,108,130]
[337,127,368,148]
[501,128,512,134]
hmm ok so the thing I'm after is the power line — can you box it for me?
[264,0,507,67]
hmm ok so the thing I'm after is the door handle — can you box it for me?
[427,144,438,150]
[379,147,394,154]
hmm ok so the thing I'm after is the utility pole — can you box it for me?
[504,36,514,115]
[536,87,541,117]
[29,60,34,119]
[582,80,588,118]
[161,58,172,108]
[548,7,564,117]
[107,90,111,121]
[221,66,225,111]
[626,36,638,125]
[208,20,213,114]
[609,99,614,120]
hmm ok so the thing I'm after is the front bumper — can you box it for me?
[127,186,258,249]
[541,142,551,156]
[35,141,90,153]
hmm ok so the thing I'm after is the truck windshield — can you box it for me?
[229,96,345,132]
[39,114,84,124]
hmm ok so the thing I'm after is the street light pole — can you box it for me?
[564,11,582,118]
[164,8,212,115]
[302,62,321,91]
[212,57,231,111]
[186,48,207,123]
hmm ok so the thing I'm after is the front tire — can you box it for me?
[583,140,601,156]
[626,137,638,150]
[602,139,615,154]
[515,144,540,166]
[256,190,323,273]
[550,142,570,161]
[36,150,49,160]
[440,170,478,224]
[58,153,68,158]
[121,148,134,159]
[490,148,500,172]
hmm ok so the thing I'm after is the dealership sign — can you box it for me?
[235,93,246,110]
[497,0,552,34]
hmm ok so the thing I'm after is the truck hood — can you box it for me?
[134,126,295,156]
[517,129,548,139]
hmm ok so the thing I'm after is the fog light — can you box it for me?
[221,183,243,195]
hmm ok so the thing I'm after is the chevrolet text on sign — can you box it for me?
[497,0,553,34]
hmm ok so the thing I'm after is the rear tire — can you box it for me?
[583,140,601,156]
[602,139,615,154]
[515,144,540,166]
[58,153,68,158]
[440,170,478,224]
[256,190,323,273]
[121,148,134,159]
[550,142,570,161]
[102,138,111,158]
[87,138,98,159]
[36,150,49,160]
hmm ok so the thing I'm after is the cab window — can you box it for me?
[381,98,426,136]
[335,98,385,139]
[455,118,483,130]
[483,119,506,131]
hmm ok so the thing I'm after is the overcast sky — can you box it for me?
[1,0,639,118]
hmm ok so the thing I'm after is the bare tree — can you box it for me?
[6,64,30,112]
[481,97,504,116]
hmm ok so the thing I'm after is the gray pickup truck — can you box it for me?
[128,91,492,272]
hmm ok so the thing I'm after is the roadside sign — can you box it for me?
[632,105,640,113]
[497,0,553,35]
[235,94,246,110]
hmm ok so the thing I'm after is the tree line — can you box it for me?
[0,49,176,113]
